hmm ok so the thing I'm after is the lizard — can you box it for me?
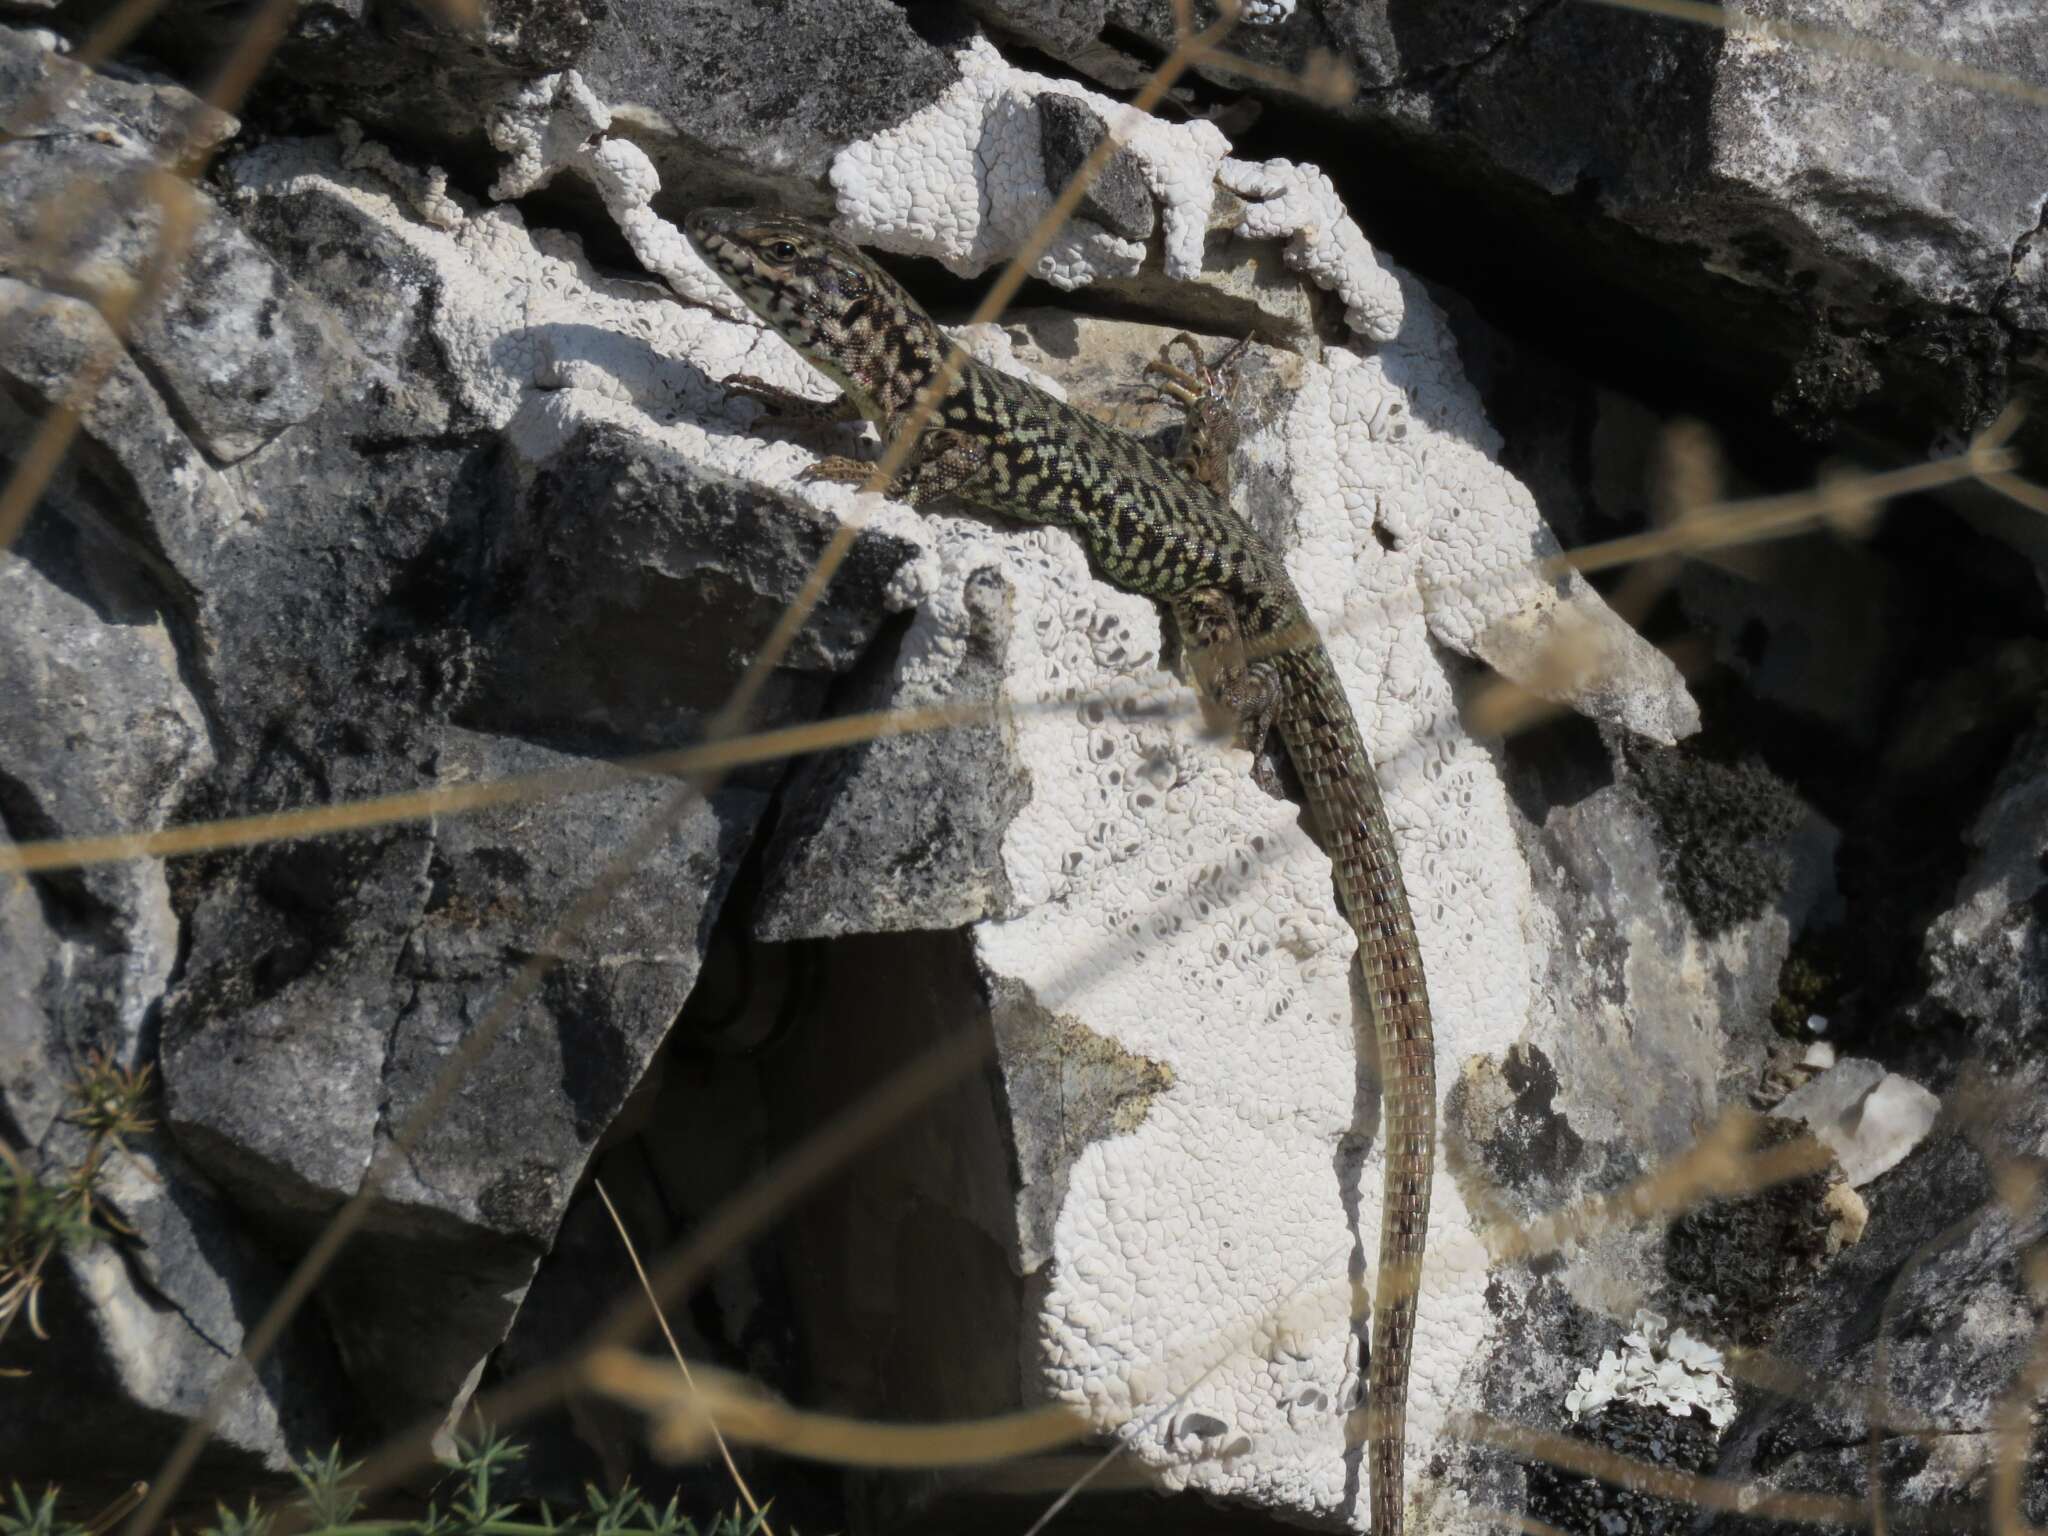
[683,207,1437,1536]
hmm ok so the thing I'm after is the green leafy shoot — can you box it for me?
[0,1053,158,1366]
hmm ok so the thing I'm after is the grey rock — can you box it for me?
[0,515,211,1102]
[1710,1109,2047,1527]
[0,424,344,1488]
[0,42,933,1460]
[575,0,963,216]
[97,0,600,177]
[147,0,961,221]
[754,561,1027,941]
[998,0,2048,450]
[160,729,761,1430]
[126,147,916,1430]
[0,27,236,156]
[967,0,1151,89]
[0,1150,352,1506]
[1921,708,2048,1069]
[471,420,919,751]
[1097,226,1333,355]
[2000,211,2048,342]
[1037,92,1155,241]
[1441,720,1841,1529]
[1499,723,1824,1173]
[0,33,328,462]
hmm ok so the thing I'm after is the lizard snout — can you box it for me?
[683,207,745,252]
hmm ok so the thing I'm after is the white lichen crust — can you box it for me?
[275,72,1698,1529]
[1565,1309,1737,1430]
[829,37,1405,343]
[487,72,754,320]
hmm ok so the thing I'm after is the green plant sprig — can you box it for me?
[4,1433,779,1536]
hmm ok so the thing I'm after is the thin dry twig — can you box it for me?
[1456,1411,1875,1527]
[593,1179,771,1533]
[0,698,1002,876]
[589,1350,1087,1467]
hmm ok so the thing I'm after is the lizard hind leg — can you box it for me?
[1174,587,1285,794]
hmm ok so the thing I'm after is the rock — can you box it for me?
[0,26,235,155]
[1621,740,1822,939]
[151,0,961,223]
[753,558,1028,940]
[978,0,2048,452]
[471,421,917,752]
[1921,708,2048,1069]
[571,0,963,217]
[161,729,761,1430]
[1036,92,1156,240]
[0,279,342,1493]
[1771,1058,1942,1187]
[1709,1109,2048,1529]
[0,39,926,1465]
[0,1147,352,1506]
[312,69,1701,1531]
[1101,226,1335,356]
[4,9,2041,1531]
[0,31,328,463]
[0,518,210,1094]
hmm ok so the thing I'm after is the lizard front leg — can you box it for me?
[1174,586,1285,794]
[797,426,993,507]
[719,370,992,503]
[717,373,866,423]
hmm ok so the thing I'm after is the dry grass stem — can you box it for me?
[1486,1111,1834,1265]
[0,698,1001,876]
[594,1180,770,1531]
[1456,1411,1875,1527]
[588,1350,1089,1467]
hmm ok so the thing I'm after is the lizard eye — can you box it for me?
[764,240,800,263]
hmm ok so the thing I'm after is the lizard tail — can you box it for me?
[1275,641,1437,1536]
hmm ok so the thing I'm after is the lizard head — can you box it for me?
[686,207,952,418]
[685,208,898,355]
